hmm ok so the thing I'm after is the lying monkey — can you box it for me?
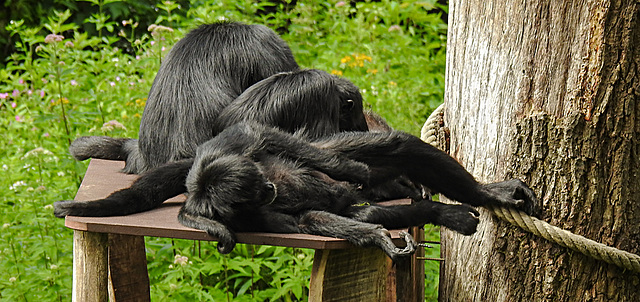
[55,122,538,260]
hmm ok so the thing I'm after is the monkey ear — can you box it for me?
[177,207,237,254]
[342,99,355,111]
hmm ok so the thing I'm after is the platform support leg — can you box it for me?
[309,248,394,302]
[108,234,150,302]
[73,230,109,302]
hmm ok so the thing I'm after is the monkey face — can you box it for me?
[335,77,368,132]
[184,155,276,221]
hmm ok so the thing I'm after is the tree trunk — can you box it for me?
[439,0,640,301]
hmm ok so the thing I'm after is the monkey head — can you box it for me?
[334,76,368,133]
[184,155,277,221]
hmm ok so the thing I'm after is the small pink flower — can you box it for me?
[12,89,19,97]
[135,55,141,60]
[161,46,166,52]
[101,120,127,132]
[11,102,17,108]
[336,1,346,7]
[19,79,24,84]
[40,90,45,98]
[70,80,78,86]
[43,133,50,137]
[27,90,32,95]
[15,116,21,122]
[0,93,7,99]
[150,41,155,46]
[65,41,74,48]
[110,82,116,87]
[388,25,402,32]
[44,34,64,44]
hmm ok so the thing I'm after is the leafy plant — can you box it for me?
[0,0,446,301]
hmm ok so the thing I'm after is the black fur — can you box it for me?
[216,69,368,139]
[55,122,538,260]
[70,68,370,171]
[70,21,300,173]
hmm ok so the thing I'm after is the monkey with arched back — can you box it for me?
[69,21,301,174]
[70,68,372,165]
[55,122,539,260]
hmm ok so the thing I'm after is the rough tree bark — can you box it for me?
[439,0,639,301]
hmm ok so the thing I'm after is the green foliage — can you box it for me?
[0,0,446,301]
[0,0,191,64]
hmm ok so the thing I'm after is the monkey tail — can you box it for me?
[69,136,146,174]
[54,159,193,218]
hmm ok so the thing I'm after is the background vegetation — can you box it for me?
[0,0,447,300]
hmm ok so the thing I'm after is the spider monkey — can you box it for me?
[70,68,370,164]
[69,21,301,174]
[55,122,539,260]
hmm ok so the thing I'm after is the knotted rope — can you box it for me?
[420,104,640,273]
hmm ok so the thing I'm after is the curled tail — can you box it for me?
[54,159,194,217]
[70,136,146,174]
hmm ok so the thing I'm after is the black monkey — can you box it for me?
[70,68,370,169]
[55,122,538,260]
[215,69,368,139]
[70,21,300,174]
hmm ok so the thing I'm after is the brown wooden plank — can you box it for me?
[65,159,409,249]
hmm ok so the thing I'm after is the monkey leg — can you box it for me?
[346,200,480,235]
[297,210,417,261]
[54,159,193,218]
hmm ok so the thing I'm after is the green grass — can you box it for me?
[0,0,447,300]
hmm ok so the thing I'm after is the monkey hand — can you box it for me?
[375,229,418,262]
[321,157,370,186]
[482,179,540,217]
[435,204,480,235]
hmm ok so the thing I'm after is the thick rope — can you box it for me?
[420,104,640,273]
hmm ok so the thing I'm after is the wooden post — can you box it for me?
[394,226,425,302]
[309,248,391,302]
[73,230,109,302]
[108,234,150,302]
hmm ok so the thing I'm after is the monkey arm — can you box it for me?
[214,122,371,185]
[316,131,539,215]
[177,207,237,254]
[261,136,370,185]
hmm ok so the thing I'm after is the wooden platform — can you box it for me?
[66,159,407,249]
[64,159,425,301]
